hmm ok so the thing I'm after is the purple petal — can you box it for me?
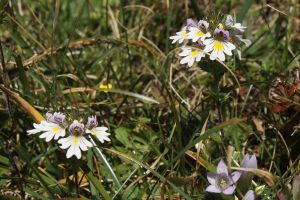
[205,185,221,193]
[222,185,236,195]
[231,171,242,183]
[217,160,228,175]
[225,15,234,26]
[186,18,197,28]
[243,190,255,200]
[241,154,257,169]
[207,172,217,185]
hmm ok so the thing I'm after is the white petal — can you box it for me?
[204,43,214,53]
[180,56,191,64]
[66,145,75,158]
[74,146,81,159]
[210,50,218,60]
[187,57,195,67]
[217,51,225,61]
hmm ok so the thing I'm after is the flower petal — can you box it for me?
[207,172,217,185]
[243,190,255,200]
[231,171,242,183]
[222,185,235,195]
[206,185,221,193]
[217,160,228,175]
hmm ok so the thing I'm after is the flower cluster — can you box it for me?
[206,154,257,199]
[170,15,250,66]
[27,112,110,159]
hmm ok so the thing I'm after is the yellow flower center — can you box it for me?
[181,31,187,37]
[52,127,60,132]
[99,83,112,93]
[91,129,97,135]
[219,178,228,189]
[71,137,80,145]
[213,41,224,51]
[191,50,199,57]
[196,31,204,37]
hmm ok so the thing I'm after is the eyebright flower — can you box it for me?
[225,15,246,33]
[169,26,188,44]
[27,112,66,142]
[206,160,241,195]
[178,47,205,67]
[85,116,110,143]
[58,120,93,159]
[243,190,255,200]
[203,28,236,61]
[187,20,211,42]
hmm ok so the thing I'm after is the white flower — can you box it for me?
[169,26,188,44]
[187,27,211,42]
[179,47,205,67]
[27,116,66,142]
[204,28,235,62]
[85,116,110,143]
[231,23,246,32]
[86,127,110,143]
[58,135,93,159]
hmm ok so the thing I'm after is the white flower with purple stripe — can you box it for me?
[27,112,66,142]
[85,116,110,143]
[203,28,236,61]
[169,26,188,44]
[58,120,93,159]
[187,20,211,42]
[206,160,241,195]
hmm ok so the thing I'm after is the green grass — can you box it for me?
[0,0,299,199]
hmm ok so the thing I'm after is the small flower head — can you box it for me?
[203,28,235,61]
[86,115,98,129]
[213,28,230,41]
[198,20,209,31]
[186,18,197,28]
[27,113,66,142]
[69,120,85,136]
[58,135,93,159]
[170,26,188,44]
[225,15,234,26]
[241,154,257,169]
[99,83,112,92]
[178,47,205,67]
[206,160,241,195]
[85,117,110,143]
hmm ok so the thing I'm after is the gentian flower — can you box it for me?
[187,19,211,42]
[58,120,93,159]
[178,47,205,67]
[27,112,66,142]
[206,160,241,195]
[203,28,235,61]
[169,26,188,44]
[85,116,110,143]
[238,154,258,194]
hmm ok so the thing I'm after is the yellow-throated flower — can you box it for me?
[85,116,110,143]
[187,20,211,42]
[27,112,66,142]
[58,120,93,159]
[179,47,205,67]
[169,26,188,44]
[203,28,235,62]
